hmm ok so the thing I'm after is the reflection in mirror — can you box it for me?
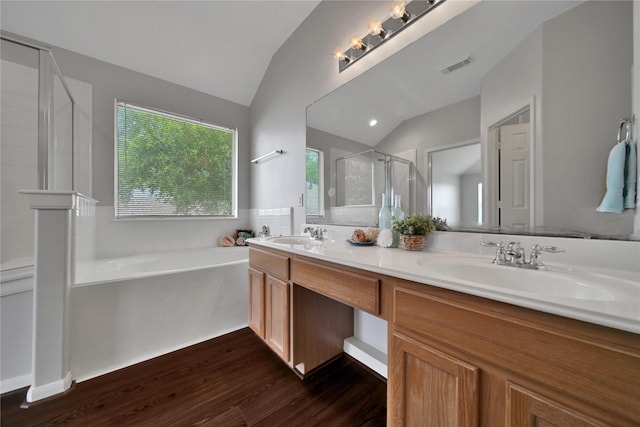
[428,141,481,227]
[306,144,415,226]
[306,0,637,240]
[306,148,323,217]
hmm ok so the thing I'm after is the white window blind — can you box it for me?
[115,101,236,218]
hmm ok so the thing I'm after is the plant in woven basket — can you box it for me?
[392,214,435,251]
[392,214,435,236]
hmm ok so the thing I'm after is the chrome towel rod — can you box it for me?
[252,150,283,164]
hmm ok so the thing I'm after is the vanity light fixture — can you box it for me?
[349,35,367,51]
[332,48,350,63]
[333,0,446,73]
[368,19,387,39]
[390,0,410,23]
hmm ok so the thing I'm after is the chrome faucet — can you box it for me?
[481,241,564,271]
[505,242,526,266]
[259,224,270,237]
[481,241,507,264]
[528,244,565,271]
[303,226,327,241]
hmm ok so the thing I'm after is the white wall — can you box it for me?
[432,172,460,225]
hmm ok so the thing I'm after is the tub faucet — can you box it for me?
[259,225,270,237]
[303,226,327,240]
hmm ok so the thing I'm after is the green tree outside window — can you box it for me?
[116,102,235,217]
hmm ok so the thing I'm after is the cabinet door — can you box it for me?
[265,275,290,362]
[507,383,605,427]
[389,332,479,427]
[248,267,265,339]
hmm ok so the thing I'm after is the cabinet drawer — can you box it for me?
[292,257,380,315]
[249,247,289,281]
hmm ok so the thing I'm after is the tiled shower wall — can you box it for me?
[0,59,38,269]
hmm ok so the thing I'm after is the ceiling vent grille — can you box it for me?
[441,55,474,74]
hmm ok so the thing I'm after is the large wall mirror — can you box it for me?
[306,0,637,240]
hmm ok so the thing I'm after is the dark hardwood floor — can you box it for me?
[1,328,386,426]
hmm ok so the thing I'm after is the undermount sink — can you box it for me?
[266,236,322,246]
[415,256,637,302]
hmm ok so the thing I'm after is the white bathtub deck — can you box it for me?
[75,246,249,286]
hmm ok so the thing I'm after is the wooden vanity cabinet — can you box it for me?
[249,247,639,425]
[388,278,640,427]
[248,247,356,373]
[248,246,291,364]
[248,267,265,338]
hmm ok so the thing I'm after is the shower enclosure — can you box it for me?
[1,34,76,273]
[335,149,414,223]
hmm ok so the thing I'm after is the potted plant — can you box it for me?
[392,214,435,251]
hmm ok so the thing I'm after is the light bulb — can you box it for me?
[349,35,366,51]
[390,0,410,22]
[368,19,387,39]
[369,119,378,127]
[333,48,349,62]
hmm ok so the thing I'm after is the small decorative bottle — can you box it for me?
[377,193,393,247]
[391,194,405,248]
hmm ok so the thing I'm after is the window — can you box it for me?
[305,148,323,216]
[115,101,236,218]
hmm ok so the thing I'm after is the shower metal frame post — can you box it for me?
[2,31,76,191]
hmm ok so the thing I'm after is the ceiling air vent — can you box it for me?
[441,55,474,74]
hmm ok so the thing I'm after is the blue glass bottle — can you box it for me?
[378,193,392,229]
[391,194,405,248]
[377,193,393,247]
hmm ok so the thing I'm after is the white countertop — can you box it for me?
[248,235,640,334]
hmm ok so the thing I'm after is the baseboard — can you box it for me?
[73,323,248,383]
[1,374,32,394]
[343,336,388,378]
[26,371,72,402]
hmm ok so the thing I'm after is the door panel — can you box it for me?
[265,275,290,362]
[389,331,479,427]
[248,267,265,338]
[507,383,604,426]
[500,123,531,228]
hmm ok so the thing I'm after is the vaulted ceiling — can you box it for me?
[0,1,321,106]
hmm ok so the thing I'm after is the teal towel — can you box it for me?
[597,143,627,213]
[624,142,636,208]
